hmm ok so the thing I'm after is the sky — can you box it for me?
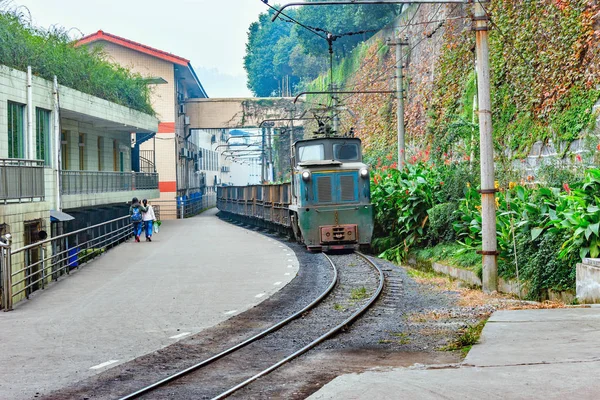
[8,0,269,98]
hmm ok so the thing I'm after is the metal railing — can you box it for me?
[0,215,132,310]
[140,150,155,173]
[0,158,45,204]
[178,193,217,219]
[61,171,158,195]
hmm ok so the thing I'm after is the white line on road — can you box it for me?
[287,265,293,268]
[287,259,294,262]
[255,293,266,298]
[274,281,282,286]
[286,253,292,256]
[90,360,119,370]
[169,332,192,339]
[224,310,238,315]
[285,273,291,276]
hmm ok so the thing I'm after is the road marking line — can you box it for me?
[285,273,291,276]
[286,253,292,256]
[287,259,294,262]
[287,265,293,268]
[274,281,282,286]
[224,310,238,315]
[90,360,119,370]
[255,293,266,298]
[169,332,192,339]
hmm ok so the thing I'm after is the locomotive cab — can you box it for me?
[289,137,373,251]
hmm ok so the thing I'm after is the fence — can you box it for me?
[61,171,158,195]
[0,215,132,311]
[178,193,217,218]
[0,158,45,204]
[151,193,217,220]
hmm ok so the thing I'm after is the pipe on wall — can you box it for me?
[27,66,34,159]
[53,76,62,211]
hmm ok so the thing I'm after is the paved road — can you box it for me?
[308,308,600,399]
[0,209,299,400]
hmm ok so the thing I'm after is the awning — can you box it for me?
[50,210,75,222]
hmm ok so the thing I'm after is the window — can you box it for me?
[298,144,325,162]
[78,133,85,170]
[333,143,359,161]
[36,108,51,165]
[8,102,25,159]
[97,137,103,171]
[61,131,69,170]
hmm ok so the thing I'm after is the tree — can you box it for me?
[244,3,402,97]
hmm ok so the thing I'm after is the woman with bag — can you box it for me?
[130,197,147,242]
[141,199,157,242]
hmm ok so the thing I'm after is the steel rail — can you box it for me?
[211,252,385,400]
[118,253,339,400]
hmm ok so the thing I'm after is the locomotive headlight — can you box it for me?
[360,168,369,179]
[302,171,311,182]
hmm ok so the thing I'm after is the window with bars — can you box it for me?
[36,108,51,165]
[8,102,25,159]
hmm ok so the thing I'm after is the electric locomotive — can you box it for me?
[289,137,373,251]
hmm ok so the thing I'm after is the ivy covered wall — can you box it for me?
[306,1,600,168]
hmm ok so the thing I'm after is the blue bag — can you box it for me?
[131,207,142,222]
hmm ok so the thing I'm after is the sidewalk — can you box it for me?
[0,209,299,400]
[308,308,600,399]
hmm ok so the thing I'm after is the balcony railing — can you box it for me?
[0,159,45,204]
[61,171,158,195]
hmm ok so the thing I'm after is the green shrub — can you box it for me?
[427,202,458,245]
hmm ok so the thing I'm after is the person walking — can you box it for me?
[130,197,147,242]
[141,199,157,242]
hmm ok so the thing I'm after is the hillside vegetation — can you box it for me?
[0,3,154,115]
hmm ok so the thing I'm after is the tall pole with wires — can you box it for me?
[389,37,408,169]
[474,0,497,293]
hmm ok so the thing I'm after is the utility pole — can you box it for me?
[474,0,497,293]
[388,37,409,169]
[331,83,339,135]
[261,126,266,183]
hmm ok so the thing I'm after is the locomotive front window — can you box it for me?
[333,143,359,161]
[298,144,325,161]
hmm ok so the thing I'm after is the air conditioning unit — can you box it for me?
[184,116,190,125]
[178,104,186,115]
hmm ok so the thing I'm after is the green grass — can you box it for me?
[333,303,345,311]
[442,318,488,357]
[379,331,411,345]
[350,287,369,301]
[413,243,481,273]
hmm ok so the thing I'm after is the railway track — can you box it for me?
[118,252,384,400]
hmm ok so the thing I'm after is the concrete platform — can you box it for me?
[0,209,299,400]
[308,308,600,399]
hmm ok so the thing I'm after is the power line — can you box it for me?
[257,0,327,40]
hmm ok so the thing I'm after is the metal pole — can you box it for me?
[268,127,274,182]
[474,0,497,293]
[261,127,266,183]
[1,234,13,311]
[332,84,339,135]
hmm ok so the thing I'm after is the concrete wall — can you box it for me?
[186,98,298,129]
[97,41,176,122]
[577,259,600,303]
